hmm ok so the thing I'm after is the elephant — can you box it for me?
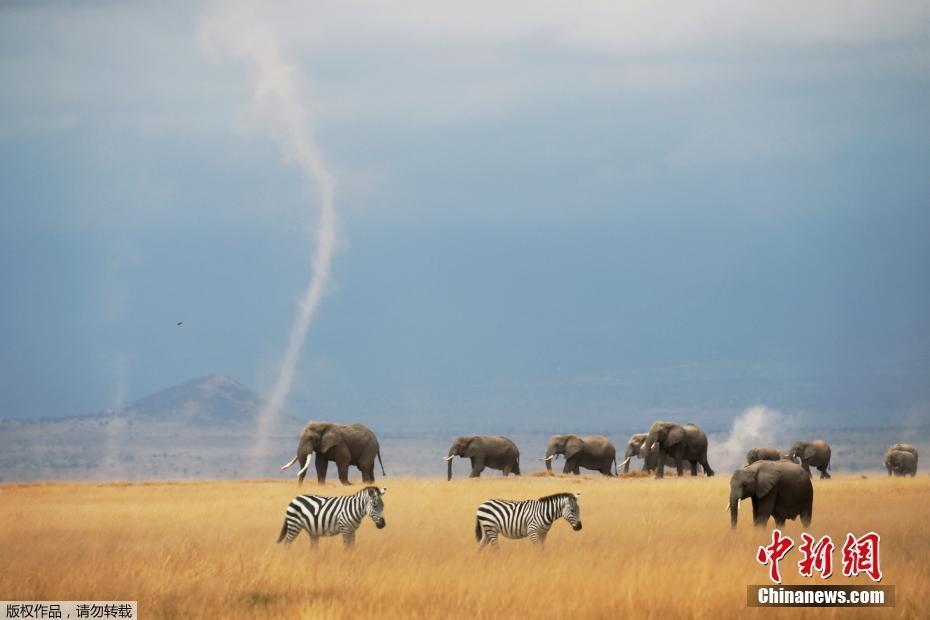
[281,421,385,485]
[788,440,831,479]
[445,435,520,481]
[885,446,918,477]
[729,460,813,528]
[619,432,676,473]
[641,421,714,479]
[542,434,617,476]
[746,447,782,465]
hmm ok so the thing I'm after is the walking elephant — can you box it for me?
[788,440,832,479]
[746,447,782,465]
[642,421,714,479]
[619,432,675,473]
[445,435,520,481]
[281,421,385,485]
[729,460,813,528]
[885,445,918,476]
[542,434,617,476]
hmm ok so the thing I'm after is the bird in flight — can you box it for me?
[176,321,183,327]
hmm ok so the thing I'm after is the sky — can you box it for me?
[1,1,929,432]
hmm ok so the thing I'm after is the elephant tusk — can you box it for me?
[543,455,555,462]
[281,455,298,471]
[297,458,312,477]
[443,455,455,461]
[619,456,631,467]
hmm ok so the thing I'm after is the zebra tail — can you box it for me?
[276,518,288,543]
[475,517,482,542]
[378,450,386,476]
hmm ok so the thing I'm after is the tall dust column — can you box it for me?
[200,4,337,473]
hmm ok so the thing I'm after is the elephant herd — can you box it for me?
[279,420,921,490]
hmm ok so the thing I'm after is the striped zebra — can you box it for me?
[475,492,582,549]
[277,486,387,548]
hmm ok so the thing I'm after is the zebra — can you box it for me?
[475,491,582,549]
[277,486,387,548]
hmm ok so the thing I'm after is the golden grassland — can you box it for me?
[1,474,928,619]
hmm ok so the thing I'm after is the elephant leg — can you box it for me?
[754,495,776,527]
[470,456,486,478]
[774,517,786,528]
[502,463,513,476]
[675,458,684,477]
[563,458,577,475]
[819,466,830,479]
[624,459,630,473]
[801,462,811,476]
[700,455,715,477]
[337,459,351,485]
[801,506,812,528]
[513,461,521,476]
[361,464,375,484]
[655,453,665,479]
[690,460,698,476]
[315,457,329,485]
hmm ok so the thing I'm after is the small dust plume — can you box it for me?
[710,405,797,473]
[200,3,338,475]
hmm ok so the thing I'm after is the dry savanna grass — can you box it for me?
[1,474,928,618]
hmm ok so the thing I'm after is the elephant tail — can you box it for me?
[475,517,482,542]
[377,450,386,476]
[276,518,288,543]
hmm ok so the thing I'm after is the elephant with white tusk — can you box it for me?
[787,440,832,479]
[543,434,617,476]
[619,432,676,473]
[642,421,714,479]
[281,421,385,486]
[729,460,813,529]
[885,444,918,476]
[446,435,520,481]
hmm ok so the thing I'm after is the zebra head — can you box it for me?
[562,492,582,531]
[365,486,387,529]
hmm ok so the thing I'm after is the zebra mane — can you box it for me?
[538,492,574,503]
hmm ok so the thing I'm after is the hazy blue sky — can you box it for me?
[1,1,928,431]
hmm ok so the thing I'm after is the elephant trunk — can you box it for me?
[620,456,632,473]
[729,491,740,528]
[544,449,556,472]
[446,452,455,481]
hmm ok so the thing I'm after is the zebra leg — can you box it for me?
[309,536,319,549]
[342,530,356,548]
[476,528,489,552]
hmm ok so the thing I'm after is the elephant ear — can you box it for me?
[756,466,780,498]
[464,437,480,458]
[801,444,819,461]
[565,436,584,459]
[320,426,344,454]
[665,425,686,448]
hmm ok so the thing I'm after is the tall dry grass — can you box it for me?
[1,474,927,618]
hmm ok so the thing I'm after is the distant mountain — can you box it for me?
[0,374,300,482]
[119,374,265,426]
